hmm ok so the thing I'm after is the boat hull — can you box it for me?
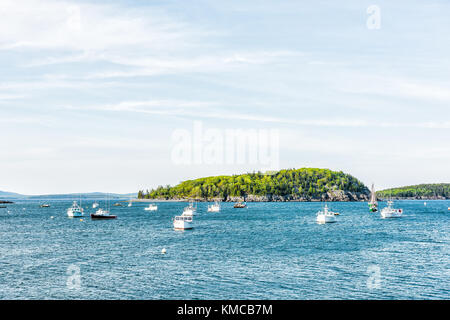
[182,209,195,215]
[90,214,117,220]
[380,209,402,219]
[316,214,336,223]
[173,219,193,230]
[67,211,83,217]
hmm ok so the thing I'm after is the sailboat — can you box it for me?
[128,196,132,207]
[368,183,378,213]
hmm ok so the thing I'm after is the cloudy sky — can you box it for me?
[1,0,449,195]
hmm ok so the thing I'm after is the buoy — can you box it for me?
[161,248,167,254]
[80,219,84,222]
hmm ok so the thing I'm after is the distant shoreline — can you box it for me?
[132,197,449,203]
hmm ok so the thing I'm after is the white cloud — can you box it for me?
[339,73,450,103]
[0,0,190,51]
[65,99,450,129]
[0,93,25,100]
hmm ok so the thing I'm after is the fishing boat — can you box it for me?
[91,208,117,220]
[316,204,337,223]
[207,201,220,212]
[182,201,197,216]
[173,214,193,230]
[144,204,158,211]
[67,201,84,217]
[234,202,246,208]
[92,202,99,209]
[380,200,403,218]
[368,183,378,213]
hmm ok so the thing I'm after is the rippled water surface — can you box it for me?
[0,200,449,299]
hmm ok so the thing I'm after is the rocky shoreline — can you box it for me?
[378,196,449,200]
[137,191,370,202]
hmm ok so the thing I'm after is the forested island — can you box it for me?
[378,183,450,199]
[138,168,370,202]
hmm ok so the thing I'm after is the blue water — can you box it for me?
[0,200,448,300]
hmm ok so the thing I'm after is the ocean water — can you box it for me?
[0,200,448,300]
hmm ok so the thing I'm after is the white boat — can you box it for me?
[144,204,158,211]
[67,201,84,217]
[92,202,99,209]
[368,183,378,213]
[182,201,196,216]
[207,201,220,212]
[380,201,403,218]
[173,215,193,230]
[316,204,337,223]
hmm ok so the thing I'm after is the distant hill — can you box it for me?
[378,183,450,199]
[0,191,26,199]
[138,168,370,202]
[0,191,137,200]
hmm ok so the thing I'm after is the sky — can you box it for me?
[1,0,449,195]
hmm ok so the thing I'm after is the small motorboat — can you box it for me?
[91,209,117,220]
[144,204,158,211]
[316,204,337,223]
[207,201,221,212]
[92,202,99,209]
[67,201,84,217]
[380,201,403,218]
[234,202,246,208]
[113,203,122,207]
[173,214,193,230]
[40,204,50,208]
